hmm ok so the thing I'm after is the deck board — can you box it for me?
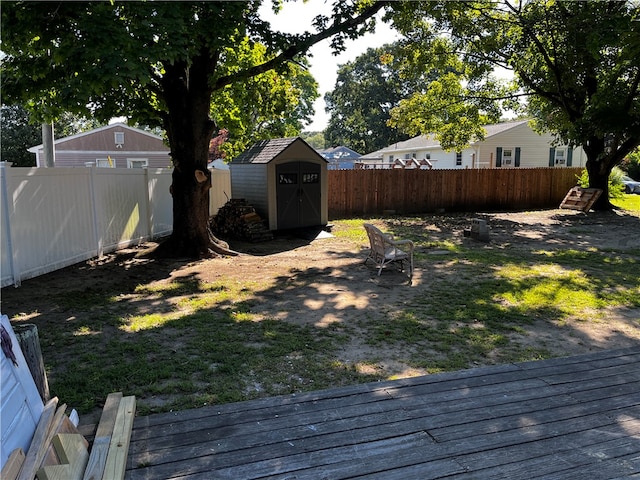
[125,347,640,479]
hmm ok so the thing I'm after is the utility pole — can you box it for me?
[42,123,55,167]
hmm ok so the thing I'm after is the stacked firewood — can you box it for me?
[210,199,273,242]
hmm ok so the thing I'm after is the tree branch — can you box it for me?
[212,1,390,90]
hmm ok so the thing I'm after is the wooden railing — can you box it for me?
[327,167,582,218]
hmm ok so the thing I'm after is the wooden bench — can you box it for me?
[1,393,135,480]
[363,223,414,281]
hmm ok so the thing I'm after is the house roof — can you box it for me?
[231,137,327,164]
[28,122,164,152]
[317,146,361,160]
[364,120,530,158]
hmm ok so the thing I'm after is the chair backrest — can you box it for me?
[363,223,387,256]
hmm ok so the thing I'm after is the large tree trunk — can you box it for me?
[158,54,238,258]
[583,136,614,211]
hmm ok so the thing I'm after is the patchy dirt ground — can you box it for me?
[2,208,639,417]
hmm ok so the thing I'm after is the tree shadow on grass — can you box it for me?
[1,210,639,416]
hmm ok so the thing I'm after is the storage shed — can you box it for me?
[230,137,328,231]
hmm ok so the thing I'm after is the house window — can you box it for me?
[114,132,125,147]
[96,158,115,168]
[456,152,462,166]
[502,149,513,165]
[404,152,417,160]
[425,153,431,160]
[127,158,148,169]
[389,155,394,163]
[555,148,566,165]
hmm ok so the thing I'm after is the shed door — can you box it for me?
[276,162,321,230]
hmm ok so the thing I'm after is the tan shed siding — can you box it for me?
[230,164,269,218]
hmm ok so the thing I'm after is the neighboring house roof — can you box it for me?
[364,120,530,157]
[231,137,327,164]
[318,146,361,160]
[27,122,166,153]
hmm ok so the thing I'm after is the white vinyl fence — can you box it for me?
[0,164,231,287]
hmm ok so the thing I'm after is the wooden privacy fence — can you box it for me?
[327,167,583,218]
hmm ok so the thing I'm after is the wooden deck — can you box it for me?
[125,347,640,479]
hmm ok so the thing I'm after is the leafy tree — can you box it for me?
[389,1,640,209]
[324,43,416,154]
[211,38,318,160]
[1,105,42,166]
[1,1,389,257]
[1,104,102,166]
[300,131,326,150]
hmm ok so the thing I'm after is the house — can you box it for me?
[28,123,172,168]
[229,137,328,231]
[317,145,361,170]
[357,120,585,170]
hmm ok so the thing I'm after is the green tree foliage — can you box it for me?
[389,1,640,209]
[1,1,389,257]
[324,43,415,154]
[1,105,102,167]
[211,38,318,160]
[1,105,41,167]
[301,131,326,150]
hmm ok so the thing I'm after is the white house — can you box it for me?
[28,123,172,169]
[358,120,585,170]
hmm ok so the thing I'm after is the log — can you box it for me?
[13,324,50,403]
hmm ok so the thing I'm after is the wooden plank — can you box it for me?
[37,434,89,480]
[102,396,136,480]
[17,397,60,480]
[559,186,602,211]
[82,392,123,480]
[0,448,25,480]
[125,348,640,479]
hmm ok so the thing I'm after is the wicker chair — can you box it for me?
[363,223,414,280]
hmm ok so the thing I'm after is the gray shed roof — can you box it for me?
[231,137,327,164]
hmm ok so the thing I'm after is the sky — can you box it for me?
[259,1,399,131]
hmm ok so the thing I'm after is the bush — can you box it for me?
[622,148,640,180]
[577,167,625,199]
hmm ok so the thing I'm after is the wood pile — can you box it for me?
[211,198,273,242]
[1,393,135,480]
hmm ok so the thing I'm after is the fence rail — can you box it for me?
[2,165,582,287]
[327,167,582,217]
[1,165,231,287]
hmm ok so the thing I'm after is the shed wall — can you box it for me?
[229,164,269,219]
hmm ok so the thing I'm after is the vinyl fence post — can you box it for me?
[0,162,20,286]
[87,166,103,257]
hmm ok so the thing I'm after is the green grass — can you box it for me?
[5,205,639,416]
[613,193,640,212]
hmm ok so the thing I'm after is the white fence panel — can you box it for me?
[210,168,231,216]
[92,168,151,254]
[0,165,231,287]
[148,168,173,238]
[2,167,97,286]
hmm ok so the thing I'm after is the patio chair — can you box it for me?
[363,223,414,280]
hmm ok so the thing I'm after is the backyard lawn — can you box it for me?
[2,197,639,419]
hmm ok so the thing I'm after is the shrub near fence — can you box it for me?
[327,167,583,217]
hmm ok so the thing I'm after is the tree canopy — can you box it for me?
[324,43,414,154]
[1,0,390,256]
[389,0,640,208]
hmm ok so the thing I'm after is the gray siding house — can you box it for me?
[28,123,172,168]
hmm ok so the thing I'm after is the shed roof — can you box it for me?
[231,137,327,165]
